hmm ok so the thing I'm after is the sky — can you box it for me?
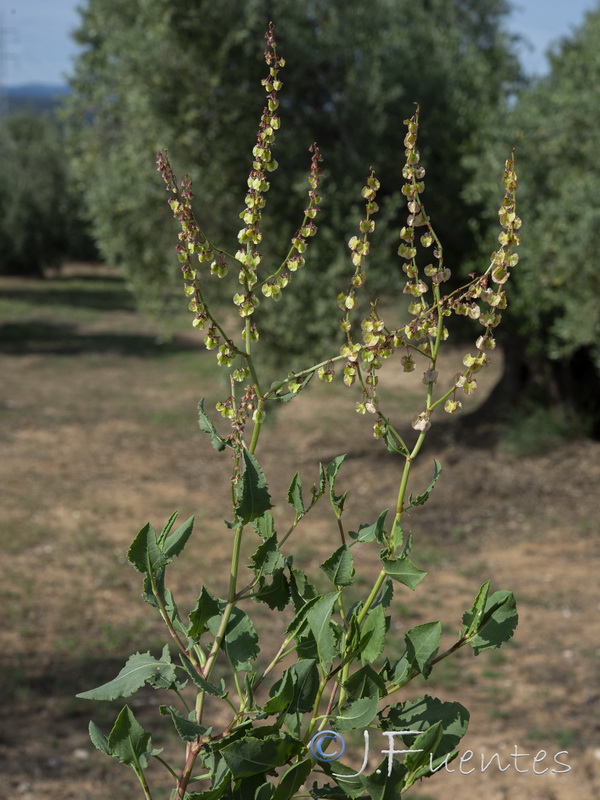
[0,0,599,87]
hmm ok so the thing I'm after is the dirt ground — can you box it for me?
[1,265,599,800]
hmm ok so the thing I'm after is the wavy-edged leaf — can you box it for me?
[287,472,305,516]
[349,510,388,544]
[272,758,312,800]
[108,705,153,768]
[179,654,225,697]
[335,694,379,732]
[404,621,441,678]
[463,590,518,654]
[188,587,221,641]
[163,515,194,559]
[407,459,442,508]
[76,647,176,701]
[250,534,284,576]
[198,398,229,451]
[255,569,290,611]
[343,664,386,701]
[160,705,207,742]
[127,523,169,574]
[360,605,386,665]
[359,757,407,800]
[236,449,273,525]
[320,545,354,587]
[207,605,259,671]
[220,734,301,778]
[263,668,296,714]
[384,694,470,760]
[326,454,347,507]
[89,721,111,756]
[252,511,275,540]
[382,556,427,590]
[464,579,491,637]
[307,592,340,666]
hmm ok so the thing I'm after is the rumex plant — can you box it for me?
[78,23,520,800]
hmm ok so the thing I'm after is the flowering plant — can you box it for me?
[78,23,519,800]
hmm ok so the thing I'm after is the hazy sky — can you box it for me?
[0,0,599,87]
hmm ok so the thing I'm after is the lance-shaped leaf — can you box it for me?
[157,510,180,547]
[382,557,427,590]
[360,604,386,665]
[198,398,229,451]
[207,605,259,671]
[359,757,407,800]
[252,511,275,540]
[322,760,365,799]
[76,646,176,701]
[189,586,221,641]
[255,569,291,611]
[287,472,305,516]
[384,694,470,760]
[344,664,387,701]
[403,722,444,784]
[236,449,273,525]
[272,759,312,800]
[250,533,284,576]
[89,720,111,756]
[179,654,225,697]
[108,705,154,768]
[462,590,518,654]
[326,454,347,510]
[335,694,379,732]
[463,579,491,637]
[271,371,314,402]
[263,667,296,714]
[127,523,169,574]
[307,592,340,666]
[404,621,441,678]
[163,514,194,559]
[349,509,388,544]
[160,705,208,742]
[220,734,302,778]
[407,459,442,508]
[320,545,355,587]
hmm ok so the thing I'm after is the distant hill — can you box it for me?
[2,84,71,116]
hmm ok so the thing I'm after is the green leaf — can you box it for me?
[404,621,441,678]
[407,459,442,508]
[220,734,301,779]
[236,449,273,526]
[255,569,290,611]
[403,722,443,781]
[250,534,284,576]
[252,511,275,540]
[89,720,111,756]
[207,605,259,671]
[76,648,177,701]
[286,660,319,714]
[188,587,221,641]
[157,510,180,547]
[263,668,296,714]
[349,510,388,544]
[463,579,491,637]
[335,694,379,732]
[287,472,305,516]
[326,454,347,508]
[198,398,229,451]
[178,654,225,697]
[127,522,169,574]
[382,557,427,590]
[384,695,470,760]
[272,759,312,800]
[320,545,355,587]
[288,566,318,610]
[307,592,340,666]
[359,758,407,800]
[373,577,394,609]
[463,590,518,654]
[343,664,387,700]
[160,705,207,742]
[163,515,195,559]
[321,760,365,799]
[360,605,386,665]
[108,705,153,768]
